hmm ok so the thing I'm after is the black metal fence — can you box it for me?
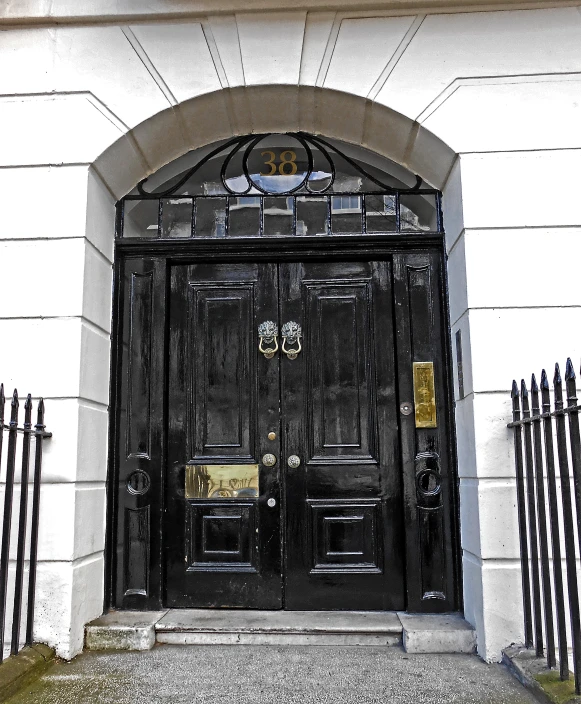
[509,359,581,695]
[0,385,51,661]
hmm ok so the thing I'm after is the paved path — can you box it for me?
[8,645,538,704]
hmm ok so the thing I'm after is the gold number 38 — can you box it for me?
[260,150,298,176]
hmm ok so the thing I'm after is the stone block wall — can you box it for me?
[0,1,580,660]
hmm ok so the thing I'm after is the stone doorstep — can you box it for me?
[0,643,55,702]
[85,610,476,654]
[85,611,168,652]
[398,613,477,655]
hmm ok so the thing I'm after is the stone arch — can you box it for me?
[93,85,457,201]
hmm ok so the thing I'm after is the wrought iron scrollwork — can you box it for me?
[136,132,424,198]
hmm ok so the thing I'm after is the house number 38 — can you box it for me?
[260,150,298,176]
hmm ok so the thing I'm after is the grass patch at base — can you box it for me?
[535,671,581,704]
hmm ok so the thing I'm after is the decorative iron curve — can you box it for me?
[136,132,424,198]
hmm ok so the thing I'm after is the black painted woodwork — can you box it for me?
[393,253,458,611]
[281,261,403,609]
[166,263,281,608]
[109,241,460,613]
[112,257,167,608]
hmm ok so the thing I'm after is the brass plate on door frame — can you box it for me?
[185,464,259,499]
[413,362,437,429]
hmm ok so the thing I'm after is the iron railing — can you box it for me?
[0,385,51,660]
[509,359,581,694]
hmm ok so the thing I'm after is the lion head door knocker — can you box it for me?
[281,322,302,360]
[258,321,279,359]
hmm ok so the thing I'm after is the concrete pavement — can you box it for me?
[6,644,539,703]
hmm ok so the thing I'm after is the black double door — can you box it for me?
[166,260,405,610]
[115,249,458,613]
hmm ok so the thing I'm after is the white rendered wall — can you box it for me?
[1,3,581,661]
[0,161,115,658]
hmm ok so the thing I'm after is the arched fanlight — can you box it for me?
[136,132,423,198]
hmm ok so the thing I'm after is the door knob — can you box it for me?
[267,498,276,508]
[287,455,301,469]
[281,322,302,360]
[258,321,278,359]
[262,453,277,467]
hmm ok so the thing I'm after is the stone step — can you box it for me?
[85,609,476,654]
[156,609,402,646]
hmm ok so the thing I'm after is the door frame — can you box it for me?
[105,231,462,613]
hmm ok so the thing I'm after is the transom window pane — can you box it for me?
[120,134,442,239]
[332,195,360,211]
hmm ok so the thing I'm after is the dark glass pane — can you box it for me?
[122,199,159,238]
[365,194,397,233]
[400,193,438,231]
[223,147,250,195]
[228,197,261,237]
[263,197,293,237]
[296,196,328,236]
[307,145,333,192]
[195,197,227,238]
[161,198,192,238]
[331,195,362,234]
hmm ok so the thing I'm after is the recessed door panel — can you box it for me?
[187,502,257,571]
[309,500,381,572]
[189,284,254,460]
[306,282,377,463]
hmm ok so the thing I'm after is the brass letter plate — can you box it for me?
[185,464,259,499]
[413,362,437,429]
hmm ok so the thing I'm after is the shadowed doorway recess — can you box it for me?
[107,133,461,615]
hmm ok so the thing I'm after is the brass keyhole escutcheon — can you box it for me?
[268,432,276,441]
[262,453,277,467]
